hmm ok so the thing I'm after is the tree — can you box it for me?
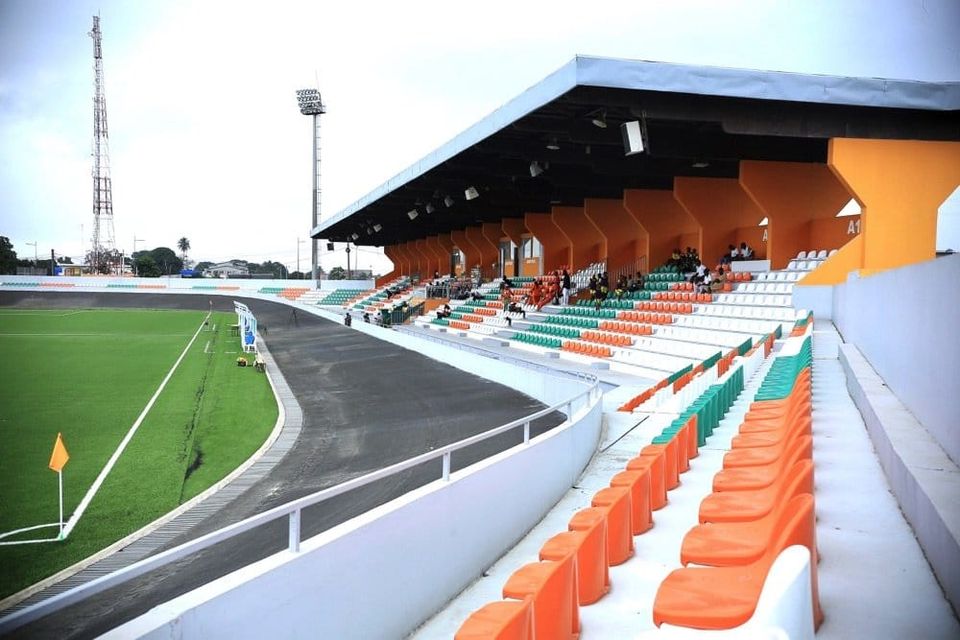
[59,255,73,264]
[0,236,17,274]
[177,237,191,263]
[134,254,162,277]
[329,266,346,280]
[194,260,213,274]
[150,247,183,274]
[85,247,122,274]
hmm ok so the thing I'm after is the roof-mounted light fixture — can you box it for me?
[591,110,608,128]
[620,114,648,156]
[425,203,435,214]
[351,232,359,241]
[529,160,546,177]
[464,186,479,200]
[407,209,419,220]
[546,137,560,151]
[444,195,455,208]
[373,224,382,232]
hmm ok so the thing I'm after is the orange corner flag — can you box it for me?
[49,432,70,473]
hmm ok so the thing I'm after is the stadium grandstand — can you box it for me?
[1,55,959,639]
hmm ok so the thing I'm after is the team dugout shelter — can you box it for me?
[314,56,960,297]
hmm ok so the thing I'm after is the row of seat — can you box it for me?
[653,291,715,303]
[713,294,792,308]
[650,331,822,635]
[795,249,836,260]
[735,281,793,295]
[455,354,751,639]
[696,304,798,322]
[673,314,787,337]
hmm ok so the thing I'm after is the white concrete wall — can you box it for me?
[107,383,601,639]
[791,284,833,320]
[832,254,960,465]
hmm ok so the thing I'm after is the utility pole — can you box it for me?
[296,237,305,278]
[26,241,37,266]
[133,235,144,276]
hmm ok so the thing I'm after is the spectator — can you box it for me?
[561,269,571,306]
[615,274,627,301]
[739,242,753,260]
[527,279,543,308]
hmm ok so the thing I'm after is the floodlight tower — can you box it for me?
[89,15,116,273]
[295,88,326,284]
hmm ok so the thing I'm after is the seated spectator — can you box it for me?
[739,242,754,260]
[668,248,681,268]
[470,288,484,301]
[690,260,707,285]
[436,304,452,319]
[698,270,714,294]
[526,279,543,308]
[615,274,627,301]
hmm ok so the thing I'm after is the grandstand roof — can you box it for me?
[314,55,960,247]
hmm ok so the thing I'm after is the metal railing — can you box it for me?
[0,369,600,634]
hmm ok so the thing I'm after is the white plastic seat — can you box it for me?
[816,249,827,259]
[796,250,807,259]
[828,249,838,257]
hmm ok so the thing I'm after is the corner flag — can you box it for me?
[49,433,70,472]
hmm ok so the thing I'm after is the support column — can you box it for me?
[405,240,427,279]
[391,243,411,277]
[552,205,605,271]
[481,222,504,277]
[674,177,766,268]
[425,236,447,277]
[415,238,439,278]
[434,234,456,276]
[584,197,648,275]
[451,229,481,276]
[378,245,402,286]
[623,189,698,270]
[740,161,852,269]
[466,225,498,279]
[827,138,960,277]
[501,218,527,247]
[524,212,571,273]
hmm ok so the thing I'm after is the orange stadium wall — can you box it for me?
[551,206,605,272]
[809,216,861,255]
[415,239,439,279]
[524,212,572,273]
[425,236,448,277]
[674,177,765,268]
[740,161,852,270]
[583,198,648,276]
[623,189,699,270]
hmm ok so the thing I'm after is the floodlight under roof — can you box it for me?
[591,110,608,128]
[373,223,382,232]
[425,203,435,214]
[407,209,419,220]
[529,160,545,177]
[464,186,479,200]
[444,195,455,208]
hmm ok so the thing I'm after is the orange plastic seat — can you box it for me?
[681,485,815,568]
[503,558,579,640]
[456,598,534,640]
[591,486,634,565]
[713,435,812,492]
[699,459,814,524]
[627,447,667,510]
[654,493,822,631]
[610,468,653,535]
[541,527,609,605]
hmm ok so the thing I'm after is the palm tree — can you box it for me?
[177,237,191,263]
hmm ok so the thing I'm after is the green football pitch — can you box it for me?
[0,308,278,599]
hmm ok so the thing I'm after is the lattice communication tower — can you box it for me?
[89,15,116,271]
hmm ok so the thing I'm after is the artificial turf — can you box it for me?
[0,308,277,599]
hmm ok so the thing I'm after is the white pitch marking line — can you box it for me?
[61,311,212,539]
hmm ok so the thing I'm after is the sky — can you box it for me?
[1,0,959,276]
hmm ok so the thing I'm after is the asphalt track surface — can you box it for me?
[0,291,564,639]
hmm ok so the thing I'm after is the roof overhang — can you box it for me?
[314,56,960,247]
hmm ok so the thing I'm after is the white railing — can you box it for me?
[0,374,600,635]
